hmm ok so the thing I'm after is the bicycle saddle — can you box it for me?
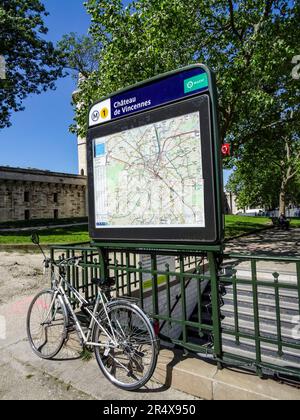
[91,277,115,287]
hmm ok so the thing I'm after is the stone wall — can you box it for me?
[0,167,87,222]
[224,192,239,215]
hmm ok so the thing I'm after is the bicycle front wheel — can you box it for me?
[93,301,159,391]
[27,290,68,359]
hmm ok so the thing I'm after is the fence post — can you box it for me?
[98,247,110,287]
[208,251,223,368]
[151,253,159,317]
[251,260,263,378]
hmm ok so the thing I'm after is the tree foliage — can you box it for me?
[60,0,299,211]
[227,130,300,211]
[63,1,299,136]
[0,0,65,128]
[58,33,102,79]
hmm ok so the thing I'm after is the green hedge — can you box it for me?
[0,217,88,229]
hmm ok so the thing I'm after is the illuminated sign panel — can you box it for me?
[87,65,223,244]
[89,67,208,127]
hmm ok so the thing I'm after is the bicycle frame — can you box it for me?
[49,267,119,349]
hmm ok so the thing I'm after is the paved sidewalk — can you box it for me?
[226,227,300,257]
[0,294,198,401]
[0,356,95,400]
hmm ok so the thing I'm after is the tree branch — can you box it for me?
[264,0,274,19]
[270,159,284,170]
[228,0,243,40]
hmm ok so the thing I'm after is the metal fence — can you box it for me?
[220,253,300,380]
[50,244,300,381]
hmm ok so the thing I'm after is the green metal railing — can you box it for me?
[220,253,300,380]
[50,244,300,381]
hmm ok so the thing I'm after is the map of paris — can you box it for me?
[93,112,205,227]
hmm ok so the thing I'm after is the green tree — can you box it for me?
[227,28,300,215]
[61,0,299,212]
[227,128,300,212]
[0,0,65,128]
[67,1,298,137]
[58,33,102,79]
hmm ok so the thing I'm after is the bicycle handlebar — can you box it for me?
[45,255,83,268]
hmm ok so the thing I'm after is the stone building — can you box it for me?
[78,134,88,177]
[73,77,88,178]
[224,191,239,215]
[0,166,87,222]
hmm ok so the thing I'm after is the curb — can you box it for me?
[0,244,50,252]
[156,350,300,400]
[0,242,90,252]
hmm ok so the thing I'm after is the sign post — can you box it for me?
[87,64,224,250]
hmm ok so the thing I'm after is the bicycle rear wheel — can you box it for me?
[93,301,159,391]
[27,290,68,359]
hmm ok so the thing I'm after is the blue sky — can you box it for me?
[0,0,231,183]
[0,0,91,174]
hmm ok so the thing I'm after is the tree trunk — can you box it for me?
[279,189,286,215]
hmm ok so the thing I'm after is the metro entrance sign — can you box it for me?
[89,68,209,127]
[87,65,224,246]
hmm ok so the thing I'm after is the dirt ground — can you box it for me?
[0,252,49,305]
[0,251,200,401]
[1,227,299,304]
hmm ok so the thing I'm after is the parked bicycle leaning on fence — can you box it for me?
[26,232,159,391]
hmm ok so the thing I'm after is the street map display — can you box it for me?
[93,112,205,228]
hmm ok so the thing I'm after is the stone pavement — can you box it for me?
[1,292,300,400]
[226,227,300,257]
[0,357,95,400]
[0,294,198,401]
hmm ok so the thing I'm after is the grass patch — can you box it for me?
[289,218,300,227]
[0,225,90,245]
[143,275,169,291]
[1,215,295,245]
[225,215,271,239]
[80,348,93,362]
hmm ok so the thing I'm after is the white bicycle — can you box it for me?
[27,233,159,391]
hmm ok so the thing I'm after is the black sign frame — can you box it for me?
[87,93,220,244]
